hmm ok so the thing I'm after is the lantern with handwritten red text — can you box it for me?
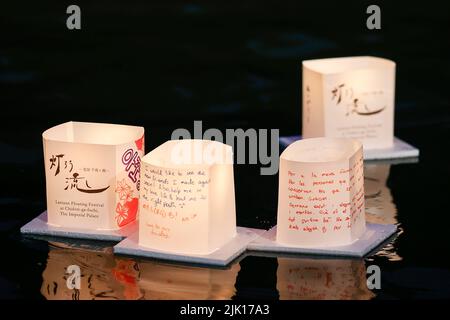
[137,260,240,299]
[302,56,395,150]
[276,137,365,247]
[138,139,236,255]
[43,121,145,230]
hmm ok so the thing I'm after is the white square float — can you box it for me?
[114,226,262,267]
[20,211,138,241]
[247,223,397,257]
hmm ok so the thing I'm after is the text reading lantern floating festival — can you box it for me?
[43,121,145,231]
[138,139,236,255]
[302,56,395,150]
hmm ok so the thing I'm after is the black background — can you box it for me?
[1,0,450,300]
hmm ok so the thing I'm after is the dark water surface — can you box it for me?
[1,1,450,299]
[3,157,450,300]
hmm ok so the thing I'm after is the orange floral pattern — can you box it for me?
[115,179,138,227]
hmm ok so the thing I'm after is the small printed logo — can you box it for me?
[366,264,381,289]
[66,264,81,290]
[366,5,381,30]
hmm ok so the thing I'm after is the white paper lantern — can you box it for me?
[302,56,395,150]
[276,137,365,247]
[139,139,236,255]
[43,121,145,231]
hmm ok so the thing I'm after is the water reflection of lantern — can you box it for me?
[364,164,397,225]
[137,260,240,300]
[41,242,142,300]
[364,163,402,261]
[277,137,366,247]
[277,257,374,300]
[40,240,241,300]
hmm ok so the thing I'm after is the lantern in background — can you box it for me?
[43,121,144,231]
[302,56,395,150]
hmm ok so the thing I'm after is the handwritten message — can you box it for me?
[285,154,364,236]
[141,165,211,240]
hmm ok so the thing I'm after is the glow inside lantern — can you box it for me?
[276,137,366,247]
[139,139,236,255]
[302,56,396,150]
[43,121,145,230]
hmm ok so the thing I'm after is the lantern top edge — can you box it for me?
[42,121,144,146]
[280,137,363,164]
[302,56,395,75]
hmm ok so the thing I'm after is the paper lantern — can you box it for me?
[138,139,236,255]
[276,137,365,247]
[137,260,240,299]
[277,257,374,300]
[43,121,145,231]
[302,56,395,150]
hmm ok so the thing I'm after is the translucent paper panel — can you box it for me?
[43,121,145,230]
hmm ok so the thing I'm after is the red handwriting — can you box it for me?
[285,157,364,236]
[289,203,309,209]
[288,187,312,193]
[313,180,334,186]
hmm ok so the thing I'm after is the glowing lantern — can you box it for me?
[276,137,366,247]
[43,121,144,231]
[138,139,236,255]
[302,56,395,150]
